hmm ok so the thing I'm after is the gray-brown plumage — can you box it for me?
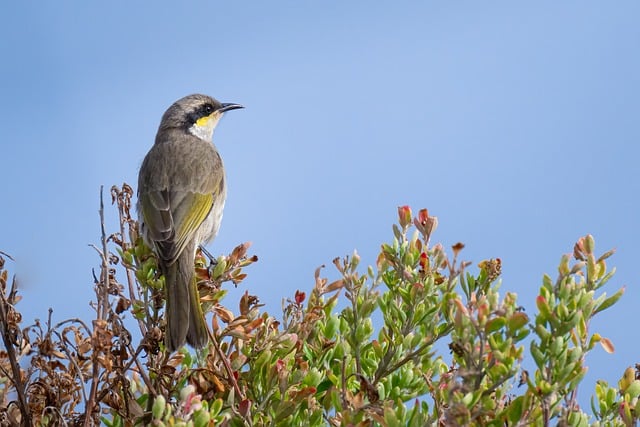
[137,94,242,352]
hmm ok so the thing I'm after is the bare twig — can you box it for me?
[98,187,110,320]
[208,329,245,400]
[126,343,157,396]
[53,317,93,336]
[340,355,349,410]
[83,186,110,427]
[53,329,89,403]
[112,184,147,337]
[0,275,31,426]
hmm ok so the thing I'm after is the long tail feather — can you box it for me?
[163,241,209,352]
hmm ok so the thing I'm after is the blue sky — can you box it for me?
[1,1,638,412]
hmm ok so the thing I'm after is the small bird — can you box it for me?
[137,94,243,352]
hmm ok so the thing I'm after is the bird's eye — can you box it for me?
[202,104,214,115]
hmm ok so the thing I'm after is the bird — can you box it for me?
[137,94,243,352]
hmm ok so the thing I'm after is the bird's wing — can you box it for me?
[170,191,214,260]
[140,190,213,264]
[139,190,173,242]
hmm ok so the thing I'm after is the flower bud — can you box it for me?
[398,205,412,229]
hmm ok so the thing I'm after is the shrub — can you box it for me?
[0,185,634,426]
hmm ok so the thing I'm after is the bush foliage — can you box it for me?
[0,184,636,426]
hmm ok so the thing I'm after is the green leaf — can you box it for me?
[212,257,227,278]
[535,295,553,323]
[507,312,529,335]
[530,342,546,367]
[315,379,333,395]
[485,317,506,333]
[210,399,223,416]
[274,401,296,422]
[593,286,625,315]
[194,409,211,427]
[506,396,525,424]
[624,380,640,398]
[151,395,166,420]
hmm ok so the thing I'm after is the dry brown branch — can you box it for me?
[0,272,31,426]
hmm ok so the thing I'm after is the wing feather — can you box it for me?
[141,190,214,263]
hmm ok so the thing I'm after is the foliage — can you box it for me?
[0,185,636,426]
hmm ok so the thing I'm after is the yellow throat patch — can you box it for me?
[196,114,212,127]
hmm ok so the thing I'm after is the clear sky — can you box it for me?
[1,1,638,412]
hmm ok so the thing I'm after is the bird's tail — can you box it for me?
[164,244,209,352]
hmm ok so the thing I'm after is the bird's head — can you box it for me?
[157,94,243,142]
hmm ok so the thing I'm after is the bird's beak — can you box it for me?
[219,103,244,113]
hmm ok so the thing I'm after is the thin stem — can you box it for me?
[114,185,147,337]
[209,328,245,400]
[0,275,32,426]
[84,186,109,427]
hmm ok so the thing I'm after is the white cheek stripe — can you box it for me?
[189,115,222,141]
